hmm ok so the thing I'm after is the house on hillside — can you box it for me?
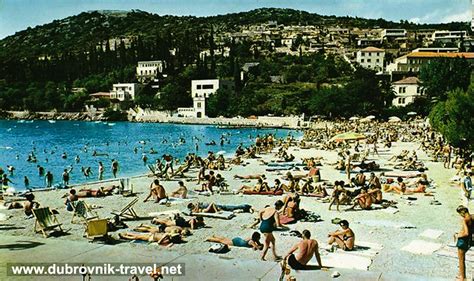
[392,77,423,107]
[356,47,385,71]
[136,61,165,83]
[177,79,234,118]
[110,83,141,101]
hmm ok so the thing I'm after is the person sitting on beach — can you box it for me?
[273,179,288,194]
[283,229,322,270]
[206,232,263,250]
[405,173,431,194]
[143,179,167,203]
[383,177,406,195]
[65,189,78,212]
[118,232,183,245]
[351,171,366,187]
[368,173,381,190]
[328,220,355,251]
[260,200,284,261]
[152,214,205,230]
[346,189,380,211]
[328,181,350,211]
[282,193,301,219]
[169,181,188,199]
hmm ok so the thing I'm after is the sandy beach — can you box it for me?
[0,126,469,281]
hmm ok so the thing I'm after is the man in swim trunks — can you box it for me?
[284,229,322,270]
[144,179,167,203]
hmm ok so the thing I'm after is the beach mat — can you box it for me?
[183,211,235,220]
[158,197,194,205]
[419,229,443,240]
[383,171,421,178]
[356,220,416,229]
[322,252,373,271]
[148,210,181,217]
[243,190,283,196]
[401,240,442,255]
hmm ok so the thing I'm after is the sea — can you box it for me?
[0,120,300,190]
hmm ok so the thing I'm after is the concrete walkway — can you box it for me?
[0,234,449,281]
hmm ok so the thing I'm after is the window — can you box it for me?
[368,52,372,56]
[203,84,214,90]
[417,87,421,94]
[399,87,406,94]
[361,59,365,63]
[376,59,379,63]
[197,102,201,108]
[361,52,365,57]
[197,85,202,90]
[367,59,371,63]
[398,97,405,104]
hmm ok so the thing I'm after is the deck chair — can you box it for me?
[85,218,108,240]
[119,178,135,197]
[111,197,139,220]
[33,207,64,238]
[71,200,99,223]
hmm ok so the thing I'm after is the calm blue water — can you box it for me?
[0,120,299,190]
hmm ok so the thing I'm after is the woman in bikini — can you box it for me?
[259,200,284,261]
[205,232,263,250]
[328,220,355,251]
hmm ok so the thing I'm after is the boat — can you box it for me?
[48,120,56,123]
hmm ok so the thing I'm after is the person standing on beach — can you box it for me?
[259,200,284,261]
[454,205,474,281]
[345,151,351,180]
[24,176,30,189]
[45,171,53,188]
[111,159,119,178]
[62,167,72,186]
[98,162,104,181]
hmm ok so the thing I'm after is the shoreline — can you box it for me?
[0,110,305,129]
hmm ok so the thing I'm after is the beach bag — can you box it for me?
[209,243,230,254]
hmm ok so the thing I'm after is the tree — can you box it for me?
[420,57,471,102]
[429,86,474,151]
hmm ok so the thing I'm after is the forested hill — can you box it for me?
[0,8,469,61]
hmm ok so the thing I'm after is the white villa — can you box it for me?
[431,30,467,43]
[177,79,234,118]
[110,83,140,101]
[136,61,165,83]
[356,47,385,71]
[392,77,423,107]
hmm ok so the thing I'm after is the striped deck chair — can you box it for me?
[33,207,64,238]
[71,200,99,223]
[111,197,139,220]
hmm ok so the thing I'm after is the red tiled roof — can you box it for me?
[360,47,384,52]
[393,77,420,85]
[407,52,474,59]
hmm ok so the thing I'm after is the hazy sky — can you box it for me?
[0,0,471,39]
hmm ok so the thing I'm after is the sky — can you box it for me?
[0,0,471,39]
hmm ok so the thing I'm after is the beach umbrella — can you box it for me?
[365,115,375,120]
[349,116,359,121]
[330,132,366,142]
[407,112,417,116]
[388,116,401,122]
[388,118,401,123]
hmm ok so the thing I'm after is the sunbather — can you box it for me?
[383,177,406,195]
[133,223,191,236]
[234,174,264,180]
[118,232,182,245]
[151,214,205,229]
[206,232,263,250]
[170,181,188,199]
[283,230,322,270]
[328,220,355,251]
[240,178,270,193]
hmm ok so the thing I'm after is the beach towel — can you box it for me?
[158,197,194,205]
[322,252,373,271]
[383,171,421,178]
[356,219,416,229]
[183,210,235,220]
[279,215,296,225]
[242,190,283,196]
[148,210,181,217]
[419,229,444,240]
[401,240,442,255]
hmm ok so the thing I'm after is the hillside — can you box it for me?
[0,8,469,61]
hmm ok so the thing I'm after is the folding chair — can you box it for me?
[71,200,99,223]
[111,197,139,220]
[32,207,64,238]
[85,218,108,240]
